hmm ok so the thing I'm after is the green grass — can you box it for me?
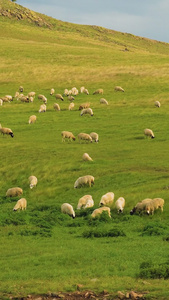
[1,1,169,299]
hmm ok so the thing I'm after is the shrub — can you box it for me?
[141,222,168,236]
[139,261,169,279]
[82,226,126,238]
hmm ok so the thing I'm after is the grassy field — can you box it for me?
[1,1,169,299]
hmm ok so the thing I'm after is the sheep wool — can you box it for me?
[90,132,99,143]
[61,203,75,218]
[68,95,74,102]
[93,89,103,95]
[29,176,38,189]
[74,175,94,188]
[79,103,90,110]
[29,115,37,124]
[0,99,3,106]
[53,103,61,111]
[115,197,125,213]
[39,104,46,113]
[114,86,125,92]
[69,102,75,110]
[130,199,152,215]
[155,100,161,108]
[6,187,23,197]
[13,198,27,211]
[55,94,64,101]
[0,124,14,138]
[61,131,76,142]
[77,195,94,209]
[100,98,108,105]
[50,88,55,95]
[19,86,24,92]
[82,153,93,161]
[99,192,114,207]
[144,128,155,138]
[80,108,93,116]
[78,133,92,143]
[91,206,111,218]
[28,92,36,98]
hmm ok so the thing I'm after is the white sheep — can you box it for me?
[115,197,125,213]
[69,102,75,110]
[5,95,13,101]
[77,194,94,209]
[78,133,93,143]
[71,87,78,96]
[99,192,114,207]
[20,96,29,103]
[13,198,27,211]
[91,206,111,218]
[90,132,99,143]
[68,95,74,102]
[93,88,103,95]
[19,86,24,92]
[114,86,125,92]
[6,187,23,197]
[28,115,37,124]
[74,175,94,188]
[55,94,64,101]
[80,86,85,93]
[155,101,161,108]
[50,88,55,95]
[39,104,46,113]
[0,99,3,106]
[29,96,34,103]
[61,203,75,218]
[28,92,36,98]
[100,98,108,105]
[79,103,90,110]
[80,108,94,116]
[53,103,61,111]
[83,88,89,95]
[82,153,93,161]
[130,198,152,215]
[61,131,76,142]
[146,198,164,215]
[63,88,69,96]
[29,176,38,189]
[0,124,14,138]
[144,128,155,139]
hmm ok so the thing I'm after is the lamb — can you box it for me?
[50,88,55,95]
[39,104,46,113]
[55,94,64,101]
[115,197,125,213]
[100,98,108,105]
[99,192,114,207]
[69,102,75,110]
[80,108,94,116]
[74,175,94,188]
[78,133,92,143]
[6,187,23,197]
[13,198,27,211]
[144,128,155,138]
[90,132,99,143]
[91,206,111,218]
[61,203,75,218]
[114,86,125,92]
[82,153,93,161]
[79,103,90,110]
[28,115,37,124]
[77,194,94,209]
[0,124,14,137]
[29,176,38,189]
[61,131,76,142]
[53,103,61,111]
[155,101,161,108]
[93,88,103,95]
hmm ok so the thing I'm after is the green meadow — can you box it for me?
[1,1,169,299]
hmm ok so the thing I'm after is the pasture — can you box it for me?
[1,1,169,299]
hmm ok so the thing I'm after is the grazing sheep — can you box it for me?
[130,198,152,215]
[20,96,29,103]
[74,175,94,188]
[114,86,125,92]
[82,153,93,161]
[155,100,161,108]
[93,88,103,95]
[71,87,78,96]
[29,96,34,103]
[50,88,55,95]
[61,131,76,142]
[79,103,90,110]
[28,92,36,98]
[78,133,92,143]
[0,124,14,138]
[63,88,69,96]
[38,94,45,100]
[90,132,99,143]
[115,197,125,213]
[6,187,23,197]
[100,98,108,105]
[39,104,46,113]
[99,192,114,207]
[19,86,24,92]
[144,128,155,139]
[80,86,85,93]
[148,198,164,214]
[68,95,74,102]
[80,108,94,116]
[61,203,75,218]
[55,94,64,101]
[29,176,38,189]
[91,206,111,218]
[69,102,75,110]
[28,115,37,124]
[14,91,20,99]
[13,198,27,211]
[53,103,61,111]
[77,195,94,209]
[0,99,3,106]
[5,95,13,101]
[1,96,11,103]
[84,88,89,95]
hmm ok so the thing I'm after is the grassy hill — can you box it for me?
[1,1,169,299]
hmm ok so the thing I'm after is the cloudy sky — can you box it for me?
[16,0,169,43]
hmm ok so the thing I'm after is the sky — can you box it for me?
[16,0,169,44]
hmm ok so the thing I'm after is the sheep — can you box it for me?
[155,100,161,108]
[115,197,125,213]
[5,95,13,101]
[93,88,103,95]
[100,98,108,105]
[91,206,111,218]
[69,102,75,110]
[19,86,24,92]
[1,96,12,102]
[90,132,99,143]
[144,128,155,139]
[29,176,38,189]
[50,88,55,95]
[20,96,29,103]
[80,86,85,93]
[39,104,46,113]
[71,87,78,96]
[0,99,3,106]
[147,198,165,214]
[78,133,92,143]
[53,103,61,111]
[28,115,37,124]
[6,187,23,197]
[80,108,94,116]
[99,192,114,207]
[38,95,47,104]
[61,203,75,218]
[61,131,76,142]
[79,103,90,110]
[77,194,94,209]
[63,88,69,96]
[68,95,74,102]
[0,124,14,138]
[13,198,27,211]
[55,94,64,101]
[82,153,93,161]
[38,94,45,100]
[28,92,36,98]
[114,86,125,92]
[74,175,94,188]
[130,198,152,215]
[84,88,89,95]
[14,91,20,99]
[29,96,34,103]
